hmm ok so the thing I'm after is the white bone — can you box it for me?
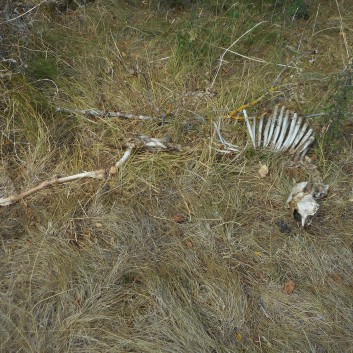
[294,134,315,161]
[243,109,256,148]
[265,106,278,147]
[281,112,298,150]
[271,106,285,147]
[241,106,314,159]
[252,115,256,147]
[289,122,309,152]
[275,109,290,149]
[285,115,303,150]
[257,114,265,147]
[297,194,320,227]
[263,113,273,147]
[214,121,240,152]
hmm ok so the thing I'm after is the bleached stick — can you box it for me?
[4,0,48,23]
[210,21,266,88]
[56,108,159,121]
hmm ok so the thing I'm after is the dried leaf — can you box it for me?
[185,240,193,248]
[235,332,243,342]
[258,164,269,178]
[170,214,188,223]
[256,271,265,282]
[329,272,343,283]
[74,295,81,307]
[284,280,295,294]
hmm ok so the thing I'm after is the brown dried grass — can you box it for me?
[1,1,353,352]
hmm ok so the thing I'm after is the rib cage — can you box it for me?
[243,106,315,160]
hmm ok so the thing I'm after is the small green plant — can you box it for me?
[26,55,59,81]
[269,0,311,20]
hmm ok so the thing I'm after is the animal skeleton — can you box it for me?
[243,106,315,160]
[215,106,315,160]
[0,135,179,207]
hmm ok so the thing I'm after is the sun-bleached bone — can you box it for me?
[271,106,285,147]
[242,106,315,159]
[281,112,298,150]
[214,120,242,153]
[286,182,329,226]
[257,114,265,147]
[275,109,290,149]
[0,135,179,207]
[243,110,256,148]
[266,105,278,147]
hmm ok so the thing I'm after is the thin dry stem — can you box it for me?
[210,21,266,88]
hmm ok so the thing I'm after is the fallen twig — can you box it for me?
[304,112,329,118]
[56,107,161,121]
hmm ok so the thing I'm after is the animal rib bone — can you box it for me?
[214,120,242,153]
[243,110,256,148]
[275,109,290,149]
[242,106,315,159]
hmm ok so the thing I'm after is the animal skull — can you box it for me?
[286,182,329,227]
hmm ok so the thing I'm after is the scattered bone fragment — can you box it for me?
[258,164,269,178]
[0,135,179,207]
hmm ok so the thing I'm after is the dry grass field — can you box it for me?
[1,0,353,352]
